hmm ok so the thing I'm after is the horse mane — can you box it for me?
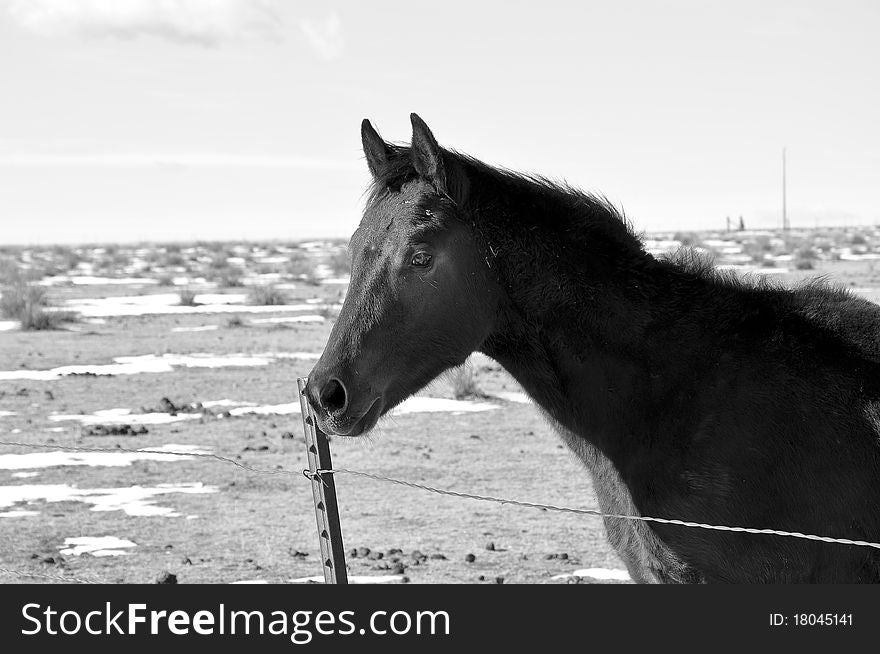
[659,246,856,302]
[367,143,644,256]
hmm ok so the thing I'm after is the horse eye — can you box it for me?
[411,251,432,267]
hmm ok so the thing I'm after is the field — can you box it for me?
[2,227,880,584]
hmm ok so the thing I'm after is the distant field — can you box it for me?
[2,230,880,584]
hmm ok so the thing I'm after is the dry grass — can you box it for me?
[216,268,244,288]
[226,314,246,328]
[317,304,341,321]
[178,290,199,306]
[448,363,489,400]
[286,252,314,278]
[0,282,77,330]
[247,284,289,306]
[328,247,351,276]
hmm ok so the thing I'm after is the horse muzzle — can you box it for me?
[305,376,384,437]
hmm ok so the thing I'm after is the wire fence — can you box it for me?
[306,468,880,549]
[2,438,880,584]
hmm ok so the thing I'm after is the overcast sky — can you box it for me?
[1,0,878,244]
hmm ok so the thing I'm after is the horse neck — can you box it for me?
[471,180,710,461]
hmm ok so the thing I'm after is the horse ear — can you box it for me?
[410,113,447,193]
[361,119,391,177]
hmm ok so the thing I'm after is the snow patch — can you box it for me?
[229,402,302,417]
[551,568,632,582]
[249,315,325,324]
[0,482,217,517]
[63,293,315,317]
[42,276,158,286]
[288,575,406,584]
[0,352,278,381]
[50,409,204,426]
[491,391,532,404]
[0,509,39,518]
[393,397,498,414]
[60,536,136,557]
[0,444,210,470]
[201,399,258,408]
[171,325,219,332]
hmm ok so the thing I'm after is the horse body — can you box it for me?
[307,114,880,583]
[550,422,697,583]
[482,246,880,583]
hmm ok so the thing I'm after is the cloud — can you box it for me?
[7,0,285,46]
[298,11,343,60]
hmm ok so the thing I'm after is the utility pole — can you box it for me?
[782,147,788,231]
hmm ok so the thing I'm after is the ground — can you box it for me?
[1,230,879,584]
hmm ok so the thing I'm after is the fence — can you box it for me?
[2,376,880,584]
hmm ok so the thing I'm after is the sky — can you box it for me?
[0,0,878,245]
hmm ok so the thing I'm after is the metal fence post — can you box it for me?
[298,377,348,585]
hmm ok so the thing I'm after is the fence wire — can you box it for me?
[306,468,880,550]
[1,438,879,585]
[0,440,297,477]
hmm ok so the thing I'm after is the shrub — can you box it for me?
[317,304,340,321]
[328,247,351,276]
[157,274,175,287]
[216,267,244,288]
[208,254,229,270]
[743,242,771,264]
[672,232,698,247]
[286,251,314,278]
[1,282,45,318]
[164,253,185,267]
[795,258,814,270]
[226,315,246,328]
[178,290,199,306]
[0,282,78,330]
[0,258,22,285]
[54,247,82,272]
[795,246,817,261]
[247,284,290,306]
[448,364,487,400]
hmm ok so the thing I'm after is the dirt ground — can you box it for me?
[1,257,877,584]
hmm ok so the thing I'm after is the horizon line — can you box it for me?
[3,222,878,249]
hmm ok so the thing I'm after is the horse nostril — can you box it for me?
[319,378,348,415]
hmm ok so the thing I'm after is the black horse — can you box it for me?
[306,114,880,583]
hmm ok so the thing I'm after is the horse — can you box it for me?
[305,113,880,583]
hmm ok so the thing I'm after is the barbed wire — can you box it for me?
[0,439,299,477]
[2,438,879,569]
[306,468,880,550]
